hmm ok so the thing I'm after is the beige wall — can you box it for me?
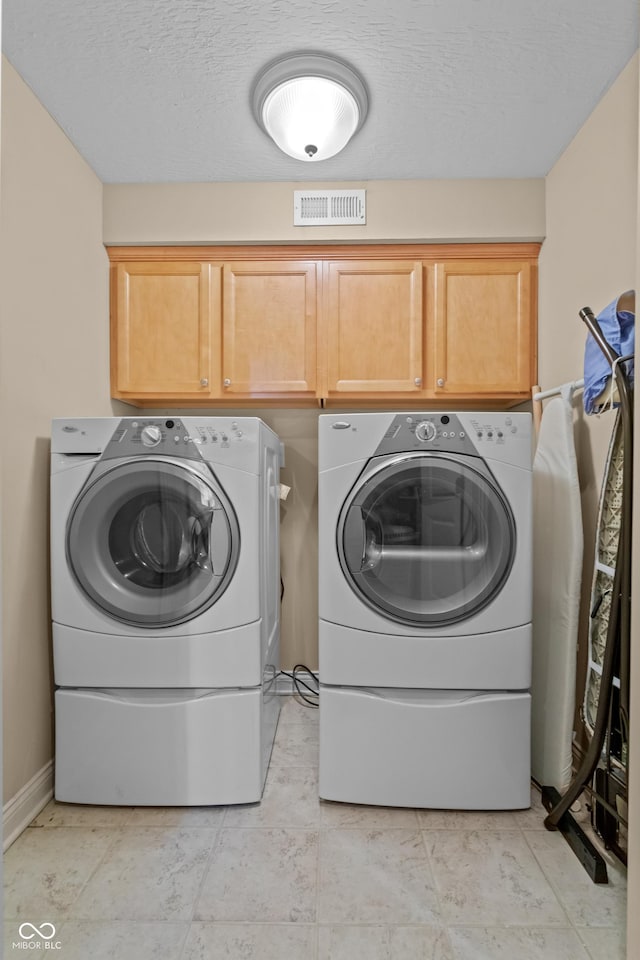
[0,59,113,803]
[539,53,638,955]
[103,178,545,246]
[540,56,640,721]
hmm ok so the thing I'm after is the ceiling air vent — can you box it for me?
[293,189,366,226]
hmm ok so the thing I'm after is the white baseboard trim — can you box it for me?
[3,760,54,851]
[276,669,319,696]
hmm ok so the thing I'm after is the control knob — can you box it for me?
[140,424,162,447]
[415,420,437,442]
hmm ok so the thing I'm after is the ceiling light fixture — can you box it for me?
[251,53,368,162]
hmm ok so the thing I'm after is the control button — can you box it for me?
[511,426,518,434]
[497,431,503,438]
[140,424,162,447]
[505,417,512,426]
[487,431,493,439]
[415,420,437,442]
[477,432,483,439]
[459,431,465,438]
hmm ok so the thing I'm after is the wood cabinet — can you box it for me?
[111,260,220,400]
[323,261,423,397]
[108,243,539,407]
[222,261,317,399]
[432,259,536,397]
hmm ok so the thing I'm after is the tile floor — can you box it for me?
[3,696,627,960]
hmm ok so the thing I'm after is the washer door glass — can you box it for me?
[67,459,239,627]
[338,454,515,626]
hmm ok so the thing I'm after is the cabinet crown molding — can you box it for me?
[106,242,541,263]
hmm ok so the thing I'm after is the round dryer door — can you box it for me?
[66,458,239,627]
[338,453,516,626]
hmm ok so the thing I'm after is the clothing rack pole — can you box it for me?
[542,305,633,882]
[577,314,633,734]
[532,379,585,403]
[532,379,585,437]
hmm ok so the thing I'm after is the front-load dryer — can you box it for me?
[318,411,532,810]
[51,416,283,805]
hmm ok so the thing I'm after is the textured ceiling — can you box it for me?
[2,0,638,184]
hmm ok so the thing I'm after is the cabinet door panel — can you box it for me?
[223,262,317,396]
[326,261,423,394]
[113,261,219,396]
[434,260,533,395]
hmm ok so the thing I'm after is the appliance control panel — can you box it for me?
[373,413,528,458]
[101,418,250,461]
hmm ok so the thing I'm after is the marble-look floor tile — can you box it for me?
[124,806,227,828]
[416,809,519,830]
[32,799,133,828]
[182,922,317,959]
[278,695,320,727]
[318,829,439,924]
[524,830,627,929]
[424,829,566,926]
[27,921,189,960]
[225,765,320,828]
[447,925,591,959]
[195,828,318,922]
[270,724,319,767]
[69,827,217,921]
[3,826,114,919]
[318,924,454,959]
[511,787,548,830]
[387,926,455,960]
[321,799,419,829]
[578,925,627,960]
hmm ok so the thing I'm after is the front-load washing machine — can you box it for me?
[51,416,283,805]
[318,411,532,809]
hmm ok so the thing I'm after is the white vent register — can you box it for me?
[293,189,366,226]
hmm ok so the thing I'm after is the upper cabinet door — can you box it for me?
[112,261,220,398]
[325,261,424,396]
[433,260,535,396]
[222,261,318,397]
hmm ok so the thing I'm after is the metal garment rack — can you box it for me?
[541,305,633,883]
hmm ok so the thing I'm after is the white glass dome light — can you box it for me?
[252,54,368,162]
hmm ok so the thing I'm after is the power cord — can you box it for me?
[278,664,319,708]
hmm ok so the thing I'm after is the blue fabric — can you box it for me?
[583,295,634,414]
